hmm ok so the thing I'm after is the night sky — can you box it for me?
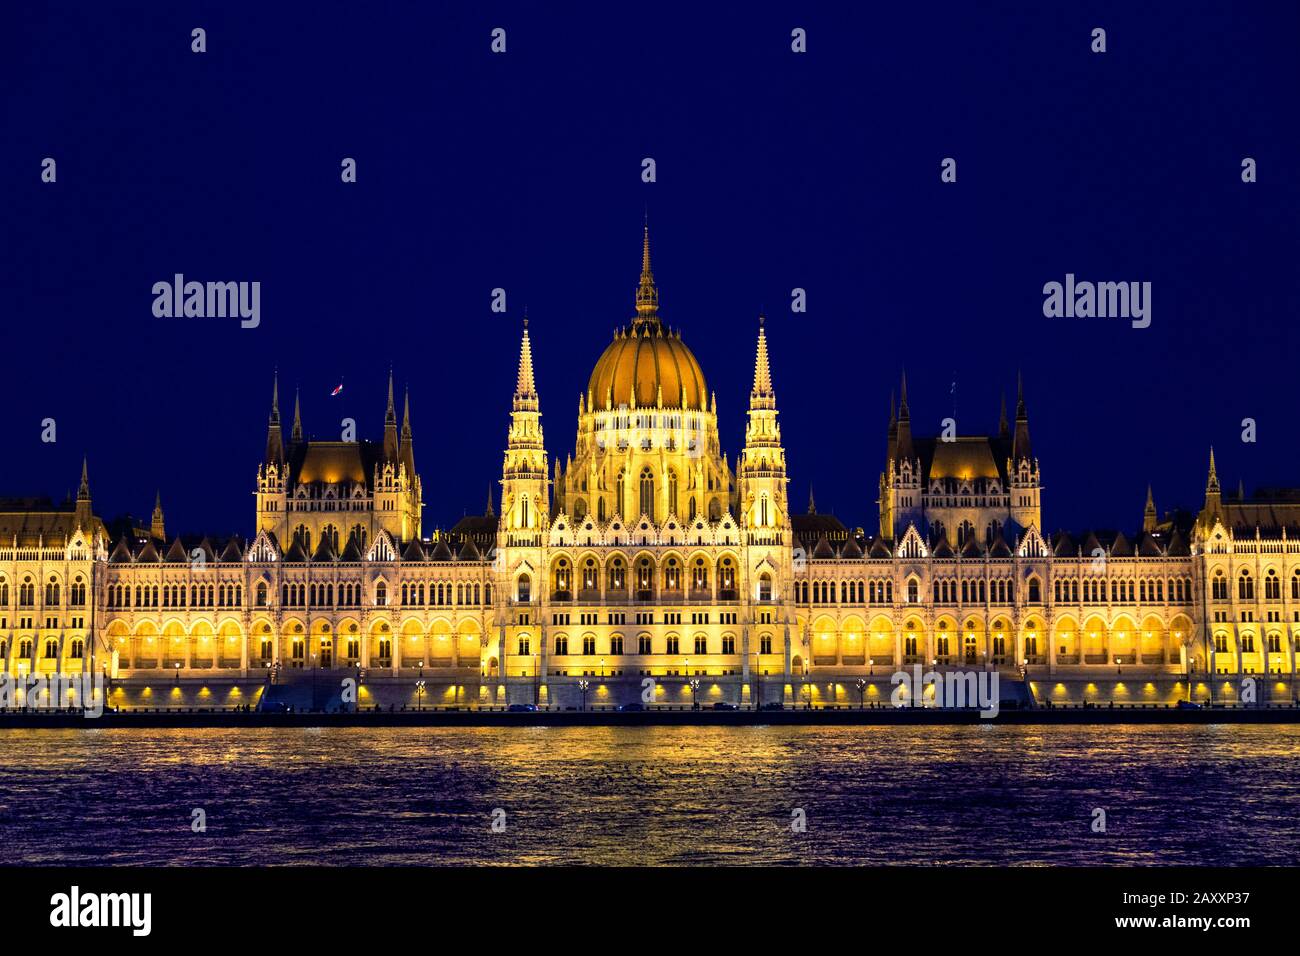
[3,2,1297,539]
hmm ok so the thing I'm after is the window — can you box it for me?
[1239,572,1254,601]
[694,634,707,654]
[518,635,530,656]
[666,634,680,655]
[760,633,772,655]
[907,579,919,603]
[609,634,624,655]
[582,635,596,655]
[758,573,772,602]
[517,573,531,603]
[639,467,655,521]
[44,638,59,658]
[1212,572,1228,601]
[638,634,652,654]
[375,582,387,606]
[1027,578,1041,603]
[722,634,736,654]
[70,638,84,659]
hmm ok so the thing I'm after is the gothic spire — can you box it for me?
[1207,446,1220,494]
[1143,484,1157,532]
[750,314,774,405]
[486,484,496,517]
[634,222,659,324]
[999,392,1009,438]
[515,316,538,404]
[401,386,412,440]
[291,387,303,443]
[265,369,285,465]
[1012,372,1032,463]
[383,367,399,463]
[808,485,817,515]
[77,457,90,500]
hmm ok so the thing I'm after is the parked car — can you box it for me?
[759,702,784,711]
[506,703,538,712]
[1175,699,1202,710]
[713,701,739,711]
[617,702,645,712]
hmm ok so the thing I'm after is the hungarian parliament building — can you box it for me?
[2,229,1298,708]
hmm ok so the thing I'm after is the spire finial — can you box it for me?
[634,221,659,322]
[515,316,537,401]
[751,315,774,400]
[270,369,281,423]
[808,485,816,515]
[78,457,90,499]
[898,370,910,418]
[291,387,303,443]
[1208,446,1219,491]
[401,385,412,438]
[486,484,495,517]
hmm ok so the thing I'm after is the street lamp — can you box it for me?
[174,661,181,685]
[855,677,867,710]
[600,657,606,678]
[868,658,874,677]
[1116,657,1123,676]
[415,678,426,711]
[577,678,589,711]
[689,677,700,710]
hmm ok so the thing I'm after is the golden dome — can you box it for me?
[588,323,708,411]
[586,225,708,411]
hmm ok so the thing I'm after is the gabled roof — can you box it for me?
[402,538,426,561]
[840,536,864,559]
[960,535,983,558]
[110,537,135,562]
[429,539,453,561]
[284,537,309,562]
[869,538,892,558]
[812,535,835,559]
[164,537,189,562]
[988,537,1012,558]
[457,538,481,561]
[1051,531,1076,557]
[136,539,160,562]
[220,537,244,561]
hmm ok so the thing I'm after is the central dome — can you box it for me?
[587,225,708,411]
[589,322,708,410]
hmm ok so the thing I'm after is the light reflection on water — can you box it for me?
[0,724,1296,865]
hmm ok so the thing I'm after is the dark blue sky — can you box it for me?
[3,2,1297,537]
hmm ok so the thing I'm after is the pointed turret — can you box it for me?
[514,316,538,409]
[75,457,93,530]
[400,386,416,479]
[486,484,495,518]
[151,490,166,541]
[1143,484,1157,533]
[265,370,285,466]
[895,370,914,461]
[808,485,817,515]
[998,392,1009,439]
[633,222,659,325]
[383,368,399,462]
[1012,372,1032,463]
[750,314,775,409]
[291,387,303,444]
[1199,447,1223,530]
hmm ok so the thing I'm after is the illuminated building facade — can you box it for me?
[2,228,1297,708]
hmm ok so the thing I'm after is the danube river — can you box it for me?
[1,725,1297,865]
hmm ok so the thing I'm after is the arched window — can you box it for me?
[1238,571,1254,601]
[44,577,60,606]
[615,469,625,518]
[758,573,772,602]
[553,558,571,596]
[256,582,268,607]
[608,557,626,591]
[1265,569,1280,600]
[636,558,654,597]
[692,558,708,592]
[1212,571,1228,601]
[582,558,597,591]
[554,634,568,655]
[664,557,681,591]
[718,558,736,598]
[44,638,59,658]
[1027,577,1041,603]
[375,581,387,606]
[667,470,678,515]
[70,638,84,659]
[639,467,655,522]
[517,573,531,603]
[907,579,919,603]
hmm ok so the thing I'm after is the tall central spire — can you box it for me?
[514,316,538,408]
[634,222,659,324]
[751,314,774,405]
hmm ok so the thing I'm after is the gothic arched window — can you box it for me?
[639,467,655,522]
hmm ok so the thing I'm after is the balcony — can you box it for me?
[813,656,838,666]
[1084,653,1109,664]
[1140,653,1165,664]
[1056,654,1080,665]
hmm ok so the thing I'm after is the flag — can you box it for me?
[330,383,343,396]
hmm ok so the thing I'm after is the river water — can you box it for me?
[1,724,1295,865]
